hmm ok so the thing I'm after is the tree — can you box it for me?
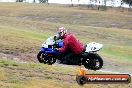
[88,0,94,9]
[16,0,23,2]
[39,0,48,3]
[99,0,107,10]
[78,0,80,6]
[122,0,132,8]
[97,0,101,10]
[122,0,132,4]
[120,0,124,7]
[103,0,107,10]
[71,0,73,7]
[111,0,114,7]
[120,0,124,11]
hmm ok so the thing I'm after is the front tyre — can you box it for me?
[83,53,103,70]
[37,51,47,64]
[47,56,56,65]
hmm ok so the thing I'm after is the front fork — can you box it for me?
[40,47,45,52]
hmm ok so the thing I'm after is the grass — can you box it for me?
[0,25,51,54]
[102,45,132,62]
[0,23,131,61]
[0,3,132,29]
[0,59,132,88]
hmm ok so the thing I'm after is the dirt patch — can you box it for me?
[0,53,38,63]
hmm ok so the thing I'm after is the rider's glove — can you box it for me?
[55,48,59,52]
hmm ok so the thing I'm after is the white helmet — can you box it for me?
[57,27,67,38]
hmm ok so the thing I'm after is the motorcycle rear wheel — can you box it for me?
[83,53,103,70]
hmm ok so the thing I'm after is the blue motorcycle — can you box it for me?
[37,36,104,70]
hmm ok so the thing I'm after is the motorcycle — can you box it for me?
[37,36,103,70]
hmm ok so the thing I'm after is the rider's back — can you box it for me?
[63,33,84,54]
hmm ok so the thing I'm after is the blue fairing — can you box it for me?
[58,41,63,48]
[40,41,63,56]
[40,47,45,52]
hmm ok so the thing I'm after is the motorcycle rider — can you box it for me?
[55,27,84,64]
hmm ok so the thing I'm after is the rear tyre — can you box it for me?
[83,53,103,70]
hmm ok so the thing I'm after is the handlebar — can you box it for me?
[53,43,58,48]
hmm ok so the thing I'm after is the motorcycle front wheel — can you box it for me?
[37,51,48,64]
[47,56,56,65]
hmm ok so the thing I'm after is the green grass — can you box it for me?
[0,59,131,88]
[0,25,50,41]
[0,59,96,88]
[101,45,132,62]
[0,25,52,54]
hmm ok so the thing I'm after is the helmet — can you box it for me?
[57,27,67,38]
